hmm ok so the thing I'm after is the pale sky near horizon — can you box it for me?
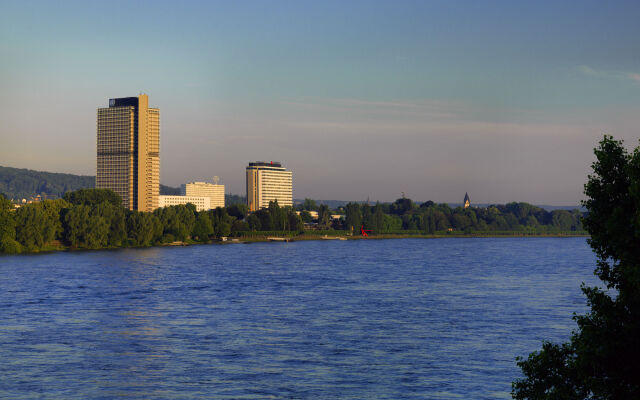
[1,0,639,205]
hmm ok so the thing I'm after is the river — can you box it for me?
[0,237,597,399]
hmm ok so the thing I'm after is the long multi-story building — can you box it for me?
[96,94,159,211]
[246,161,293,211]
[158,195,210,212]
[181,180,225,209]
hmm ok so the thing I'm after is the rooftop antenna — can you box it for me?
[212,176,220,185]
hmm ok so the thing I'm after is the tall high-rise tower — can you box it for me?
[246,161,293,212]
[96,94,159,211]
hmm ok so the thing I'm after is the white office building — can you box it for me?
[181,179,225,209]
[246,161,293,211]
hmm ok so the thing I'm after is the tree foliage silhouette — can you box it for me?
[512,136,640,399]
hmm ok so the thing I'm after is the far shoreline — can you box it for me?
[1,232,589,256]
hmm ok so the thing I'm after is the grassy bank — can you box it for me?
[1,231,589,255]
[240,231,588,242]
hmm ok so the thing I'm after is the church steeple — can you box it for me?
[463,192,471,208]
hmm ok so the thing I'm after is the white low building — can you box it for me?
[158,195,211,212]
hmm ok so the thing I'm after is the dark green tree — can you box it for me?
[361,204,373,230]
[246,213,261,231]
[373,203,385,233]
[504,213,520,230]
[268,201,286,231]
[512,136,640,399]
[63,188,122,207]
[64,205,109,248]
[491,215,509,230]
[464,208,478,228]
[383,214,402,231]
[0,194,21,253]
[211,207,232,237]
[551,210,574,231]
[401,214,419,230]
[300,210,312,223]
[227,203,248,220]
[0,235,22,254]
[0,195,16,238]
[231,219,249,234]
[192,212,213,242]
[431,209,450,231]
[451,212,471,231]
[420,200,435,208]
[287,208,304,232]
[317,204,331,230]
[344,202,362,233]
[525,215,539,228]
[39,199,71,241]
[94,202,127,247]
[423,209,436,234]
[127,211,155,246]
[390,197,414,215]
[14,203,54,250]
[158,205,195,241]
[254,209,271,231]
[150,212,164,243]
[302,198,319,211]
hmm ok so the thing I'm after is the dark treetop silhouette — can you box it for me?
[512,135,640,399]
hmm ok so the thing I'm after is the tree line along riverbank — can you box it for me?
[0,188,585,254]
[0,189,585,254]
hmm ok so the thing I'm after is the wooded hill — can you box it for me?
[0,166,94,200]
[1,165,180,200]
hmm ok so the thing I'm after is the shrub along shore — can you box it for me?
[0,189,586,255]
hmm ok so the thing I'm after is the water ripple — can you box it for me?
[0,238,597,399]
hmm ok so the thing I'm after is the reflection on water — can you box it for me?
[0,238,597,399]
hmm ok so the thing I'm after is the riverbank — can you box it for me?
[1,231,589,255]
[241,231,588,243]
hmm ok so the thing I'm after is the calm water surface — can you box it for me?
[0,238,597,399]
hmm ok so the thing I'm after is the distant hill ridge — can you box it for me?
[0,166,95,200]
[0,165,179,200]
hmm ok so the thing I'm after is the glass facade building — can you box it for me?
[96,95,159,211]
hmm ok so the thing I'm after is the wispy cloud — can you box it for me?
[279,97,464,120]
[577,65,640,85]
[275,96,561,132]
[577,65,598,76]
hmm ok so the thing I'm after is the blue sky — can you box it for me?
[1,0,639,204]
